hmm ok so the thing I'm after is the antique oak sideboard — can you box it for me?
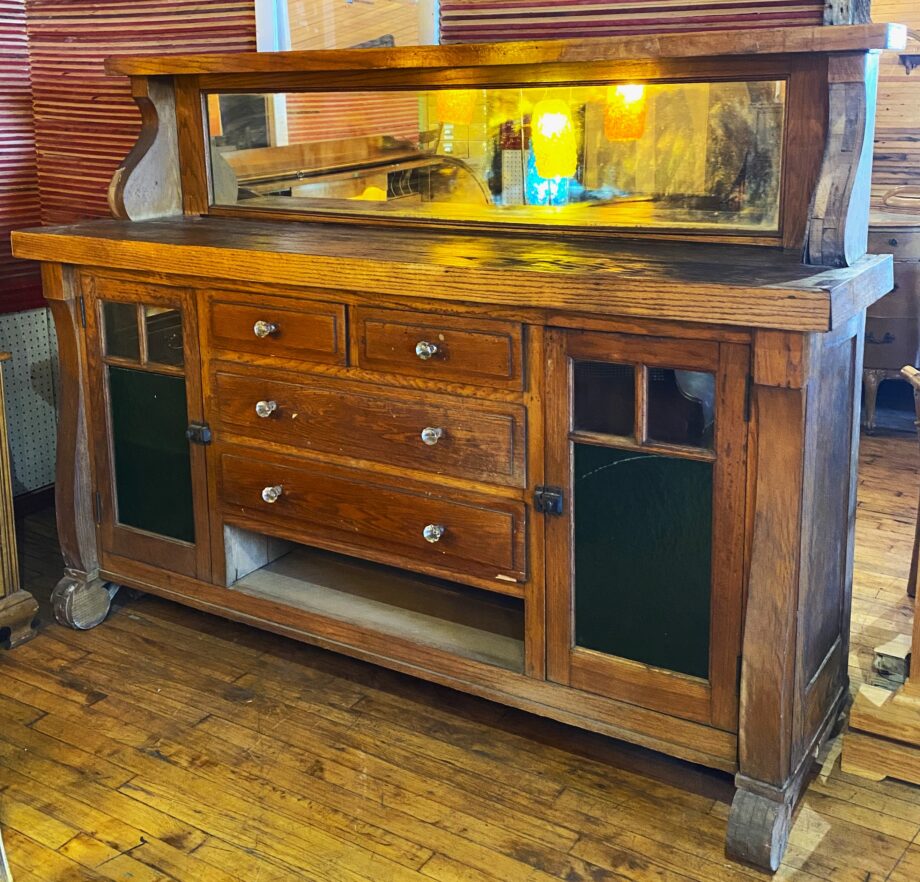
[11,25,904,871]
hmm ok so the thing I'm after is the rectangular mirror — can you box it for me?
[207,80,786,234]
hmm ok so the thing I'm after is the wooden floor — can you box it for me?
[2,431,920,881]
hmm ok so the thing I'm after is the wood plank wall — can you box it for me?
[438,0,825,43]
[0,0,42,313]
[24,1,256,225]
[870,0,920,207]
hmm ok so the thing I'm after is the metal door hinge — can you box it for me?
[744,373,752,423]
[93,491,102,525]
[79,296,87,329]
[534,486,564,515]
[186,423,212,445]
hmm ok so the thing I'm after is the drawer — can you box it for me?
[868,262,920,318]
[208,292,346,365]
[213,370,526,487]
[355,307,523,390]
[864,316,920,370]
[219,450,527,584]
[869,227,920,261]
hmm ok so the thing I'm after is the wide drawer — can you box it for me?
[213,370,526,487]
[355,307,523,390]
[208,292,346,365]
[219,450,527,584]
[868,227,920,261]
[867,262,920,318]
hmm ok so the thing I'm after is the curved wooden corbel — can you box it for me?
[108,76,182,221]
[806,52,879,268]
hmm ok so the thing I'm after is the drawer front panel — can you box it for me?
[865,315,920,369]
[219,451,527,581]
[213,371,526,486]
[868,228,920,261]
[355,307,523,389]
[209,296,346,365]
[867,262,920,318]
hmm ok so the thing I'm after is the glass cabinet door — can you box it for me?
[84,276,210,581]
[545,330,748,730]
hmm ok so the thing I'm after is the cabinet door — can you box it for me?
[84,275,210,581]
[545,330,747,731]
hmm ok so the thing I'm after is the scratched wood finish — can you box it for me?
[10,218,894,333]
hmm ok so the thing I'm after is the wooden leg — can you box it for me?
[0,589,39,649]
[861,368,883,433]
[726,786,792,872]
[52,569,117,630]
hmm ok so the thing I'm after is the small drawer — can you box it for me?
[864,315,920,370]
[213,371,527,487]
[867,263,920,319]
[208,292,346,365]
[355,307,523,390]
[219,450,527,584]
[869,228,920,261]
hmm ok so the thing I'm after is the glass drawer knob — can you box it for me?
[255,400,278,419]
[261,485,283,504]
[420,427,443,446]
[423,523,445,543]
[415,340,438,360]
[253,320,278,338]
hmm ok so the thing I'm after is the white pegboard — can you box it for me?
[0,308,58,495]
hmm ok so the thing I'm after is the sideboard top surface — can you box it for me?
[12,216,892,333]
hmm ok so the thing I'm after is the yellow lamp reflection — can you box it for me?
[435,90,477,126]
[604,84,647,141]
[531,99,577,179]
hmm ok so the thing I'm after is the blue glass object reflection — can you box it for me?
[525,148,570,206]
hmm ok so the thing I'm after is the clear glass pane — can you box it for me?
[647,369,716,449]
[207,81,785,233]
[144,306,185,367]
[102,301,139,361]
[109,366,194,543]
[573,443,712,679]
[574,361,635,437]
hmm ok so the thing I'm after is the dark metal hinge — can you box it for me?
[534,486,564,515]
[743,373,753,423]
[93,491,102,525]
[79,296,87,329]
[185,423,212,445]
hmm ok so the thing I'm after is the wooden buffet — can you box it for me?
[11,24,905,871]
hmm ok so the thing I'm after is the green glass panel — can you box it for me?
[574,443,712,679]
[647,368,715,449]
[109,366,194,543]
[574,361,635,437]
[102,301,139,361]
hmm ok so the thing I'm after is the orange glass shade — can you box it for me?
[604,84,647,141]
[435,90,477,126]
[531,99,577,179]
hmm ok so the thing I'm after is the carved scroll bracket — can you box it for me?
[806,52,880,268]
[108,76,182,221]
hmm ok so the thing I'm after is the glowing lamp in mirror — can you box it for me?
[604,84,647,141]
[435,90,478,126]
[531,99,577,179]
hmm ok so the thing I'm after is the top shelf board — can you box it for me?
[104,24,907,77]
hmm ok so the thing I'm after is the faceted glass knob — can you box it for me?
[261,485,283,504]
[253,320,278,338]
[415,340,438,360]
[255,400,278,419]
[423,523,445,543]
[420,427,443,446]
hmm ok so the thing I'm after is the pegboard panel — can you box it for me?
[0,308,57,495]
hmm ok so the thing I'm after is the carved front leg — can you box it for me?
[45,265,115,630]
[726,788,792,872]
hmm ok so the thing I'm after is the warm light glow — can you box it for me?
[604,84,648,141]
[434,90,478,126]
[531,99,577,179]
